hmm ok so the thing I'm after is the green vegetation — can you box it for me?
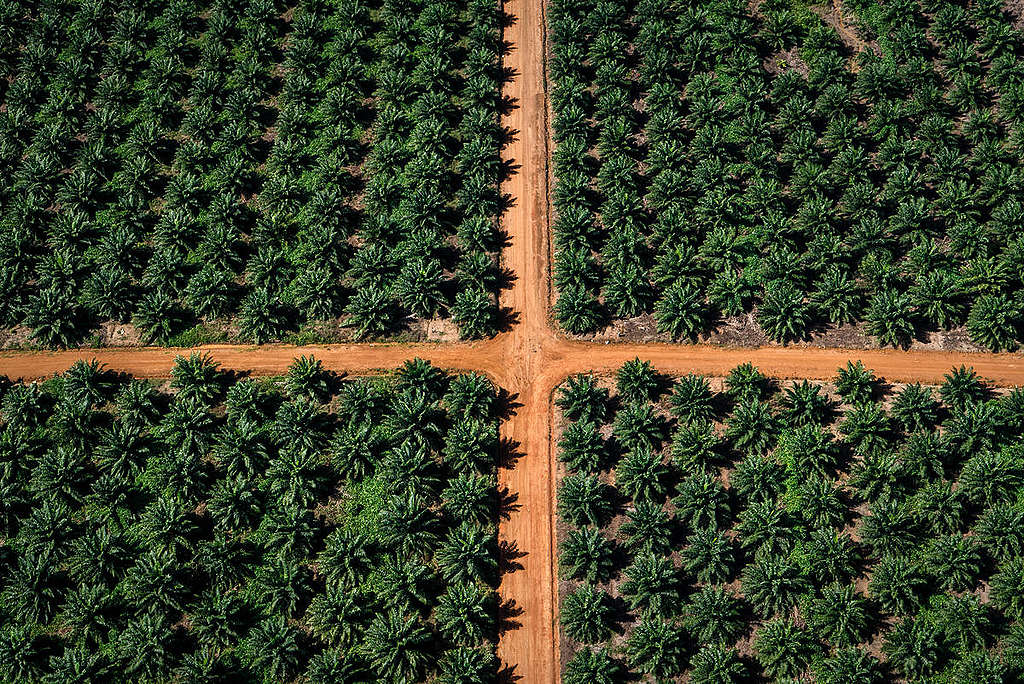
[0,355,500,682]
[0,0,503,348]
[558,360,1024,682]
[549,0,1024,350]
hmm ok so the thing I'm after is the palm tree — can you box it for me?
[62,359,113,410]
[803,528,857,585]
[559,525,615,584]
[555,283,602,335]
[191,590,251,651]
[387,388,445,452]
[974,504,1024,562]
[561,584,615,644]
[58,583,117,647]
[731,452,785,504]
[868,554,927,615]
[685,585,744,645]
[742,551,809,619]
[949,651,1006,684]
[811,265,862,325]
[444,373,495,423]
[654,281,707,340]
[620,499,672,556]
[834,361,876,404]
[673,472,730,532]
[377,492,440,557]
[882,617,942,680]
[442,473,495,527]
[285,355,331,402]
[557,473,614,527]
[612,402,665,451]
[890,383,939,432]
[615,447,668,503]
[736,500,795,557]
[958,448,1022,507]
[940,365,988,409]
[925,534,981,592]
[840,402,891,454]
[556,374,609,423]
[725,399,778,454]
[814,646,883,684]
[345,287,397,339]
[689,644,745,684]
[967,293,1019,351]
[115,610,178,683]
[134,290,185,344]
[991,556,1024,620]
[669,373,715,423]
[935,593,991,651]
[806,583,869,647]
[616,358,659,404]
[781,380,833,427]
[619,553,682,616]
[360,609,432,684]
[757,279,811,342]
[775,424,838,478]
[669,421,722,472]
[243,616,304,683]
[754,617,816,679]
[626,616,686,679]
[436,646,497,684]
[436,581,494,647]
[318,529,373,590]
[558,420,606,473]
[436,521,496,585]
[563,647,623,684]
[725,362,771,402]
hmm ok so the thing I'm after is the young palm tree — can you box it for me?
[669,373,716,423]
[940,365,988,409]
[620,500,673,556]
[684,585,744,645]
[754,617,816,679]
[616,358,659,404]
[191,590,252,652]
[444,372,495,423]
[890,383,939,432]
[615,447,668,503]
[556,374,609,423]
[673,471,730,532]
[563,647,623,684]
[558,420,606,473]
[436,581,494,647]
[757,279,811,342]
[626,616,686,679]
[619,552,682,616]
[560,584,615,644]
[669,421,722,472]
[654,281,707,340]
[62,359,113,410]
[925,534,981,592]
[814,646,883,684]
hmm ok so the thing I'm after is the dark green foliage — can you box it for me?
[0,358,500,681]
[0,0,503,348]
[556,359,1024,680]
[550,0,1024,350]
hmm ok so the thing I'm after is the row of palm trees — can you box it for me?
[0,355,501,682]
[0,0,503,348]
[557,359,1024,682]
[549,0,1024,351]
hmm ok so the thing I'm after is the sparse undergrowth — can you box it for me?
[557,358,1024,682]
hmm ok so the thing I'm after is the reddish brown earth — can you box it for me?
[5,2,1024,682]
